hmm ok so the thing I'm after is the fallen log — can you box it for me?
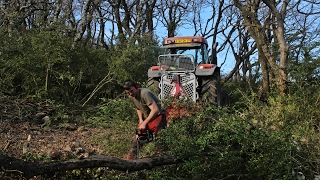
[0,154,181,179]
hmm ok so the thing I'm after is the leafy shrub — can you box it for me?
[0,30,159,105]
[146,87,320,179]
[86,97,138,157]
[96,98,136,123]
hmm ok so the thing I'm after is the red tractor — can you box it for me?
[147,36,227,106]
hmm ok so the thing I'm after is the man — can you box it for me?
[123,79,167,160]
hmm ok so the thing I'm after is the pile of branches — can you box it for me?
[0,95,53,124]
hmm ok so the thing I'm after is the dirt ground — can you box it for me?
[0,96,108,161]
[0,120,106,160]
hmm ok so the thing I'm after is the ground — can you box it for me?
[0,120,106,160]
[0,96,109,161]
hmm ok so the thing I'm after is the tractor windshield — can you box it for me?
[161,43,209,65]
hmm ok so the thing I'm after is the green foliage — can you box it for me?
[144,85,320,179]
[88,119,136,158]
[87,98,136,127]
[240,94,320,179]
[0,30,109,103]
[0,30,161,105]
[106,35,159,86]
[2,80,320,180]
[288,56,320,90]
[153,108,247,179]
[21,152,48,162]
[222,81,252,109]
[41,168,136,180]
[85,98,137,157]
[287,32,320,96]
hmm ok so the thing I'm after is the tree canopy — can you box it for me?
[0,0,319,101]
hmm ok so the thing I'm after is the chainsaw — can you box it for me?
[136,128,153,143]
[135,128,154,158]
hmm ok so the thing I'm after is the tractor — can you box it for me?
[147,36,227,106]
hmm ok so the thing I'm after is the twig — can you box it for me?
[3,140,12,151]
[1,167,24,174]
[82,72,112,106]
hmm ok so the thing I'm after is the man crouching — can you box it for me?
[123,80,167,160]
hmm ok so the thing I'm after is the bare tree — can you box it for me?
[73,0,94,44]
[287,0,320,63]
[189,0,258,89]
[53,0,62,24]
[157,0,193,37]
[233,0,292,97]
[0,0,52,35]
[95,1,110,50]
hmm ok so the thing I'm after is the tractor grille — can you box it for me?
[159,73,198,102]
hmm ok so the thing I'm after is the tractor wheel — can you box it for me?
[220,88,229,106]
[147,77,160,94]
[200,71,221,105]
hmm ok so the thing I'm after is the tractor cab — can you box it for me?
[158,36,211,71]
[147,36,222,105]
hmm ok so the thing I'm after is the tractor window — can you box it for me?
[201,45,209,64]
[162,43,209,65]
[169,48,177,54]
[195,48,202,64]
[174,44,209,65]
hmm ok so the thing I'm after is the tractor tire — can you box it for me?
[200,71,221,105]
[147,77,160,94]
[220,88,229,106]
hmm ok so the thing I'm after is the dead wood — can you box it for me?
[0,153,181,179]
[2,141,12,151]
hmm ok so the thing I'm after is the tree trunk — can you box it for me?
[73,0,93,44]
[257,45,270,101]
[233,0,289,96]
[0,154,181,179]
[262,0,289,95]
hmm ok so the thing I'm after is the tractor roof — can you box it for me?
[163,36,208,46]
[161,43,201,48]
